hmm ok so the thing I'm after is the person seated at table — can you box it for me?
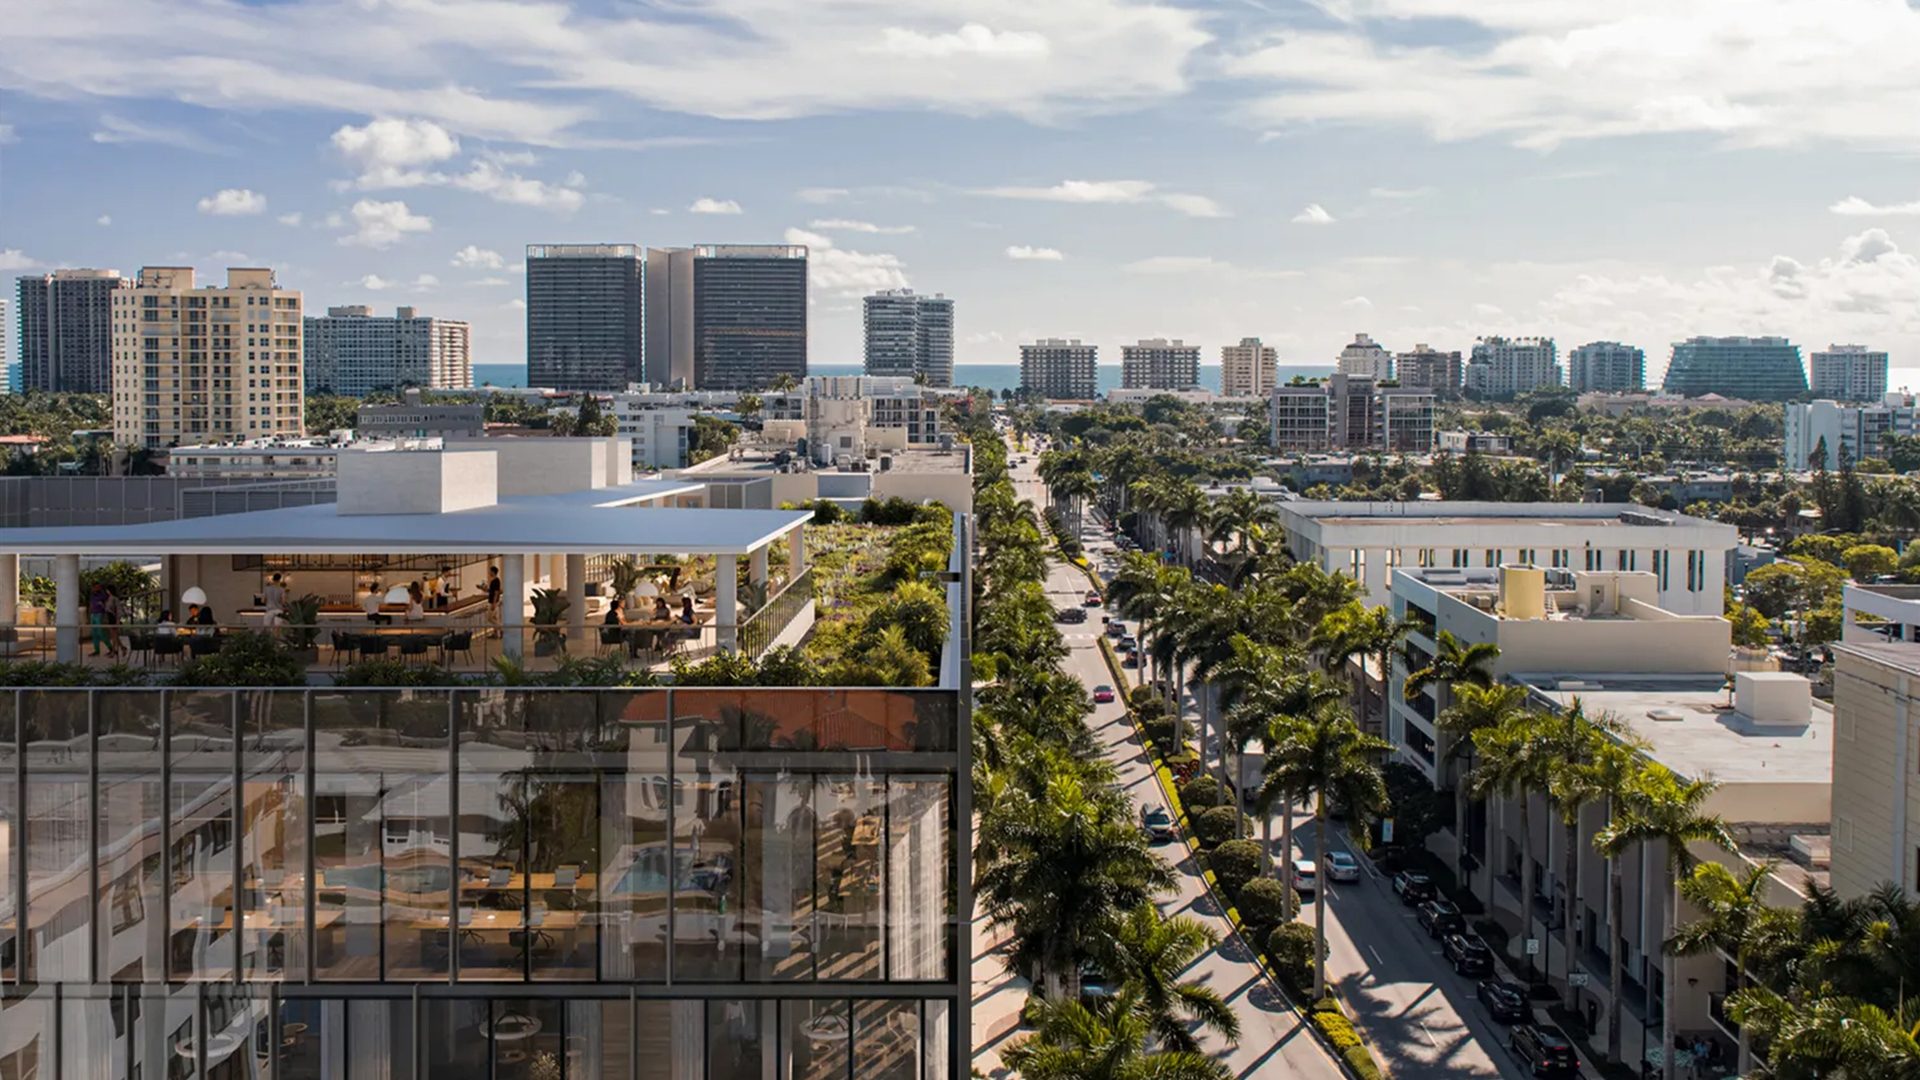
[652,596,672,621]
[604,597,627,626]
[155,609,178,637]
[194,602,217,627]
[363,583,390,625]
[680,596,695,624]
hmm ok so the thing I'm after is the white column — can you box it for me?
[565,553,587,644]
[0,553,17,627]
[749,545,769,587]
[1362,548,1388,604]
[54,553,80,663]
[501,554,526,659]
[788,528,807,576]
[716,554,738,651]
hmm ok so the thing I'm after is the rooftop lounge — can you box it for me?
[0,436,818,677]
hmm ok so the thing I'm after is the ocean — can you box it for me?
[471,362,1335,395]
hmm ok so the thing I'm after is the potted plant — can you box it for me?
[531,587,570,657]
[282,594,324,662]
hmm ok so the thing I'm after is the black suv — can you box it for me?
[1476,979,1529,1023]
[1391,870,1436,905]
[1416,899,1464,938]
[1055,607,1088,624]
[1443,932,1495,976]
[1509,1024,1579,1077]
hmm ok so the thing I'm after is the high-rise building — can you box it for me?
[1120,338,1200,390]
[1270,374,1434,452]
[1465,336,1560,398]
[1394,344,1462,394]
[1810,344,1888,402]
[526,243,643,392]
[692,244,808,391]
[1663,335,1806,400]
[1220,337,1278,398]
[1019,338,1097,400]
[642,246,696,389]
[110,266,303,449]
[304,305,471,396]
[1783,395,1920,470]
[863,289,954,386]
[1567,341,1645,393]
[16,268,126,393]
[1336,333,1393,381]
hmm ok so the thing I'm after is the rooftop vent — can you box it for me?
[1649,708,1689,722]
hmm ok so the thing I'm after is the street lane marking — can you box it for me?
[1367,945,1384,964]
[1419,1023,1438,1047]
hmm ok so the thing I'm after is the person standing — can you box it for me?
[262,573,287,628]
[88,583,109,656]
[486,565,504,621]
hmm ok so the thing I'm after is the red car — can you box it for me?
[1092,684,1117,704]
[1084,591,1102,606]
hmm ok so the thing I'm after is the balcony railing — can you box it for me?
[740,565,815,660]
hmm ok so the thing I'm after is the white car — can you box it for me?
[1324,850,1361,883]
[1290,858,1318,894]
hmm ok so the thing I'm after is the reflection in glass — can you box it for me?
[854,998,921,1080]
[599,692,670,982]
[744,773,816,982]
[784,998,850,1080]
[707,999,769,1080]
[97,691,166,984]
[0,695,16,983]
[23,691,90,984]
[240,691,309,981]
[0,989,54,1080]
[887,777,951,981]
[673,715,739,981]
[169,691,236,981]
[815,776,886,981]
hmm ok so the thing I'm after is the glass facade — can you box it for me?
[0,687,962,1079]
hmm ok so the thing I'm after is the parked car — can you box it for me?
[1092,684,1117,704]
[1084,591,1102,606]
[1323,851,1361,883]
[1055,607,1088,624]
[1508,1024,1579,1077]
[1107,620,1127,639]
[1392,870,1436,905]
[1476,979,1529,1024]
[1290,858,1318,894]
[1443,932,1495,977]
[1140,805,1176,842]
[1416,899,1465,938]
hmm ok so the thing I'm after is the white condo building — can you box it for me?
[304,305,472,396]
[862,288,955,387]
[1219,337,1278,398]
[1809,344,1889,403]
[1336,333,1393,380]
[1465,336,1560,397]
[1783,394,1920,470]
[1567,341,1645,393]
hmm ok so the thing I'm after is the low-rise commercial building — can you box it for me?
[1827,642,1920,900]
[166,434,358,480]
[356,388,486,439]
[1436,430,1511,454]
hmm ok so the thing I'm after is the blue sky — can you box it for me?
[3,0,1919,381]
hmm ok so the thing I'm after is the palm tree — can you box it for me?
[1224,639,1342,866]
[1310,600,1409,734]
[1667,860,1795,1075]
[1004,990,1231,1080]
[976,771,1176,998]
[1100,902,1241,1053]
[1263,703,1391,998]
[1437,683,1530,909]
[1207,488,1279,562]
[1467,708,1556,980]
[1538,701,1619,1004]
[1569,738,1646,1066]
[1057,469,1100,543]
[1160,480,1210,566]
[1728,991,1920,1078]
[1596,765,1735,1080]
[1403,628,1500,734]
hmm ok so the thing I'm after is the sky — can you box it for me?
[3,0,1920,383]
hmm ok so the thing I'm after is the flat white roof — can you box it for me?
[0,479,806,556]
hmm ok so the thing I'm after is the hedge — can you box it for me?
[1190,805,1246,849]
[1208,840,1264,895]
[1309,1000,1384,1080]
[1236,877,1299,934]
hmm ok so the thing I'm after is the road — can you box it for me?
[1014,452,1534,1080]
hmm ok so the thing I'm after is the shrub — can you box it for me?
[1266,923,1321,991]
[337,658,462,687]
[0,659,149,687]
[1141,714,1187,753]
[1208,839,1263,895]
[171,631,305,687]
[1236,877,1299,933]
[1132,695,1169,723]
[1127,685,1158,708]
[1308,1002,1383,1080]
[1190,805,1246,849]
[1179,774,1223,810]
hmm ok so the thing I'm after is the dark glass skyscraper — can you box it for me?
[1662,335,1806,400]
[15,269,125,393]
[526,244,643,392]
[692,245,808,390]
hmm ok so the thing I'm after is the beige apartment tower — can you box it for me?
[1220,337,1278,398]
[111,266,304,449]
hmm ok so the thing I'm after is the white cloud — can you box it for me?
[0,249,39,270]
[206,249,252,262]
[338,198,431,249]
[1830,195,1920,217]
[1005,245,1065,261]
[1291,203,1335,225]
[96,214,111,226]
[471,277,509,287]
[451,159,584,212]
[452,245,506,270]
[330,117,460,187]
[505,298,527,310]
[1341,296,1374,309]
[691,197,743,215]
[796,187,851,203]
[358,274,393,291]
[783,226,908,295]
[878,24,1049,58]
[1124,255,1226,273]
[92,114,221,152]
[277,212,303,226]
[412,274,440,290]
[979,178,1226,217]
[509,262,527,274]
[649,208,671,216]
[1226,1,1920,152]
[197,188,266,215]
[810,218,915,235]
[1369,186,1433,199]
